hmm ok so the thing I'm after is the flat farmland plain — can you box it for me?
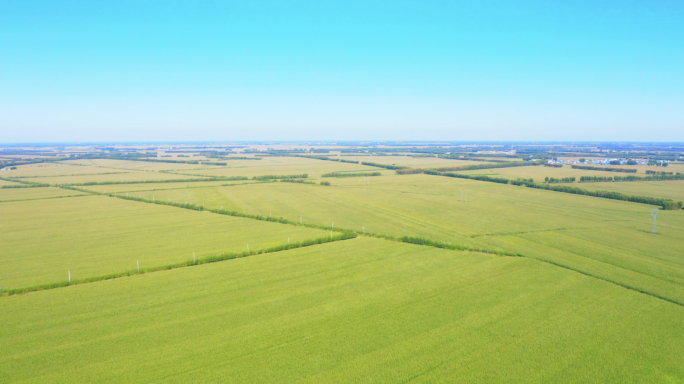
[20,170,207,185]
[579,180,684,201]
[66,158,226,172]
[0,186,89,202]
[72,179,263,193]
[175,156,383,178]
[127,173,684,304]
[327,155,494,169]
[3,155,684,383]
[1,238,682,383]
[0,194,329,289]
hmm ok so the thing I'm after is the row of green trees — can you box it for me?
[252,174,308,181]
[63,176,249,186]
[0,177,50,188]
[361,161,408,170]
[279,179,314,184]
[288,154,360,164]
[545,177,575,183]
[321,172,381,178]
[431,160,540,172]
[132,158,228,166]
[422,170,682,210]
[544,164,563,168]
[2,230,357,297]
[580,174,684,182]
[571,165,637,173]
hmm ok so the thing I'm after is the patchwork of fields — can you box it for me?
[2,155,683,382]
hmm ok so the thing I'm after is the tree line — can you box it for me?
[571,165,637,173]
[580,173,684,182]
[321,172,381,178]
[420,169,683,210]
[545,177,576,183]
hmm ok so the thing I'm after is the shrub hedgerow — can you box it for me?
[571,165,637,173]
[321,172,381,178]
[361,162,408,170]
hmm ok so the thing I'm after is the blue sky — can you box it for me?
[1,1,682,142]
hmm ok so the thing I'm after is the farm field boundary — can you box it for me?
[407,169,683,210]
[49,184,684,308]
[0,232,356,297]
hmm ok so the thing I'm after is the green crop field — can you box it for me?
[0,194,329,289]
[176,156,383,178]
[2,149,684,382]
[66,158,226,171]
[579,180,684,201]
[1,238,683,383]
[124,173,684,304]
[0,186,88,202]
[71,179,263,193]
[332,155,492,169]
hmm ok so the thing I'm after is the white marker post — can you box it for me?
[68,269,71,282]
[137,259,140,271]
[300,216,302,224]
[247,243,250,252]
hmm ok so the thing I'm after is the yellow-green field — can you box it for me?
[20,170,207,185]
[0,186,89,202]
[66,158,225,171]
[0,195,328,289]
[579,180,684,201]
[1,238,683,383]
[2,154,684,382]
[328,155,491,169]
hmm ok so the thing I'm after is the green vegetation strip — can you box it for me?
[571,165,637,173]
[420,169,683,210]
[288,154,360,164]
[61,176,248,186]
[321,172,381,178]
[6,171,130,179]
[131,158,228,166]
[252,174,308,180]
[396,160,540,174]
[0,232,357,297]
[580,174,684,182]
[0,177,49,187]
[361,161,408,170]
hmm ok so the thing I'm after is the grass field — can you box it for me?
[3,154,684,382]
[579,180,684,201]
[125,173,684,304]
[1,238,682,383]
[0,186,89,202]
[20,170,208,185]
[175,156,383,178]
[71,179,263,193]
[330,155,493,169]
[0,195,329,289]
[66,158,226,171]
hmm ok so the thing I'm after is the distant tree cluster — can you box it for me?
[545,177,575,183]
[580,174,684,183]
[321,172,381,178]
[571,165,637,173]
